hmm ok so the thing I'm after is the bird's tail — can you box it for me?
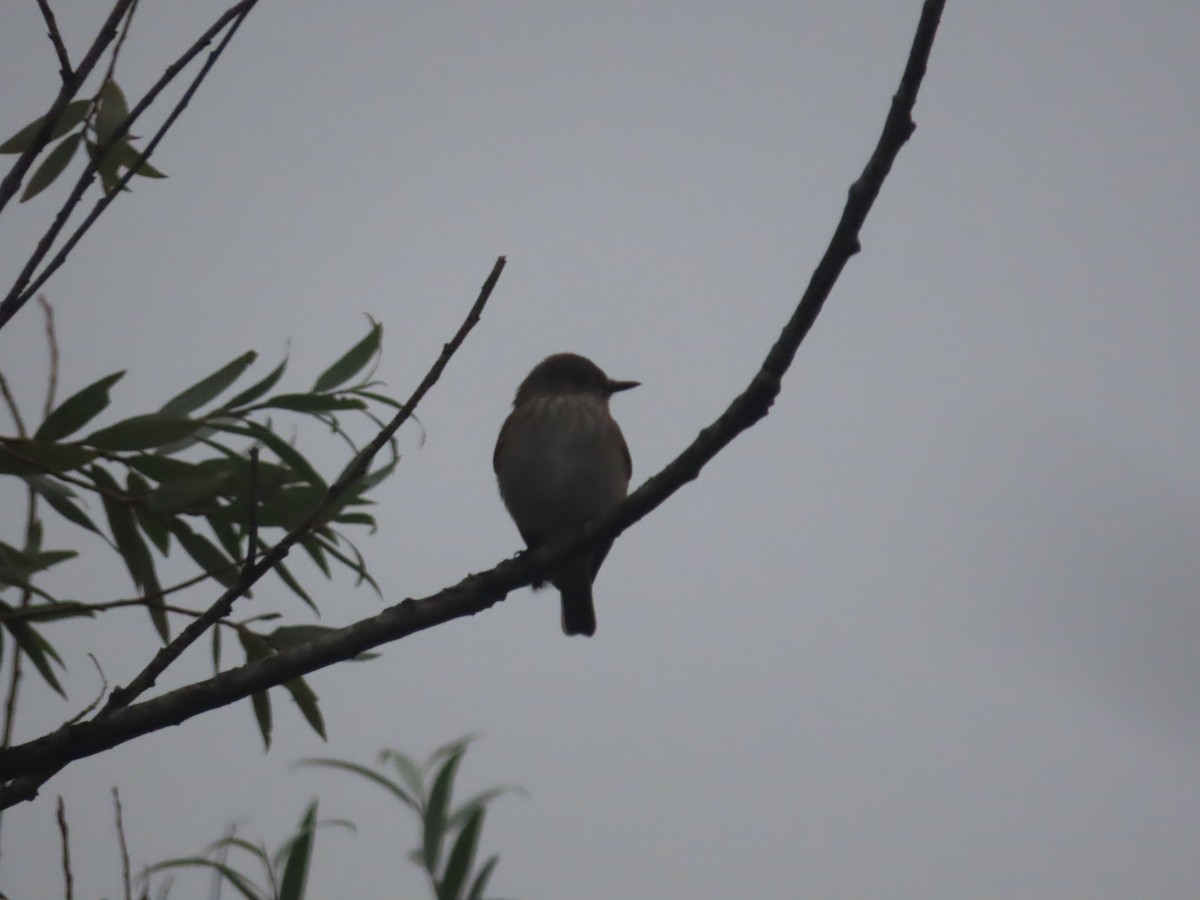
[557,566,597,637]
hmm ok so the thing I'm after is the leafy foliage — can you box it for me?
[0,319,401,743]
[300,736,524,900]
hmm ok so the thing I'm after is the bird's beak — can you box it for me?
[607,379,640,394]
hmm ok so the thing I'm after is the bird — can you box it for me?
[493,353,638,636]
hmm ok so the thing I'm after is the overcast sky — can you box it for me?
[2,2,1199,898]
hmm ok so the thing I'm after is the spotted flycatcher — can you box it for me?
[494,353,638,636]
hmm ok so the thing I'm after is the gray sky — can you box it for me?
[2,2,1199,898]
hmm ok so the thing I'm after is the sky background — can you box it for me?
[2,2,1199,898]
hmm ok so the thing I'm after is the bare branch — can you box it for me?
[35,0,73,82]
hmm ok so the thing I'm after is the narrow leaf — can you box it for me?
[0,439,98,476]
[272,559,317,613]
[36,370,125,440]
[85,414,199,451]
[440,807,485,900]
[21,133,82,202]
[94,80,130,143]
[239,632,273,748]
[283,676,326,740]
[262,394,366,413]
[114,139,166,178]
[224,354,288,410]
[295,758,417,810]
[94,466,167,640]
[278,801,318,900]
[0,99,89,153]
[160,352,257,416]
[312,319,382,392]
[167,520,238,587]
[466,855,499,900]
[424,746,466,875]
[0,600,67,696]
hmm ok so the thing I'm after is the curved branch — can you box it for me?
[0,0,946,804]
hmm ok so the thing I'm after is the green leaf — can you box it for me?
[0,439,98,476]
[124,453,196,484]
[0,600,67,697]
[298,535,330,577]
[312,319,382,392]
[36,370,125,440]
[21,132,82,202]
[142,858,264,900]
[261,394,366,414]
[160,352,257,416]
[283,676,326,740]
[0,540,77,582]
[94,80,130,144]
[128,472,172,554]
[24,482,99,540]
[295,758,417,810]
[113,139,167,178]
[212,421,325,489]
[0,99,89,153]
[423,745,466,875]
[223,354,288,410]
[167,520,239,588]
[278,801,318,900]
[254,484,325,530]
[272,560,317,613]
[144,468,236,514]
[239,632,273,748]
[94,466,167,640]
[465,855,499,900]
[379,749,427,805]
[85,414,199,451]
[440,807,485,900]
[211,621,222,674]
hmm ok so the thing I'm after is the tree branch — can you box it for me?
[35,0,73,83]
[0,0,945,804]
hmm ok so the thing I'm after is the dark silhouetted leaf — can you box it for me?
[278,801,318,900]
[224,354,288,410]
[466,855,499,900]
[21,132,82,202]
[93,466,167,640]
[239,632,273,748]
[167,520,238,587]
[283,676,325,740]
[297,757,417,808]
[0,99,89,153]
[24,476,103,535]
[36,370,125,440]
[313,319,382,393]
[160,352,257,417]
[440,806,485,900]
[0,439,97,475]
[424,745,466,875]
[272,559,317,613]
[212,420,325,490]
[85,414,199,451]
[262,394,366,414]
[0,600,66,696]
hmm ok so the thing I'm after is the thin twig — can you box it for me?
[0,0,946,803]
[66,655,109,726]
[0,0,259,331]
[0,374,27,437]
[57,796,74,900]
[100,0,140,89]
[112,787,132,900]
[35,0,73,82]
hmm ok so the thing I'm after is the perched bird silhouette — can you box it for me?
[493,353,638,636]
